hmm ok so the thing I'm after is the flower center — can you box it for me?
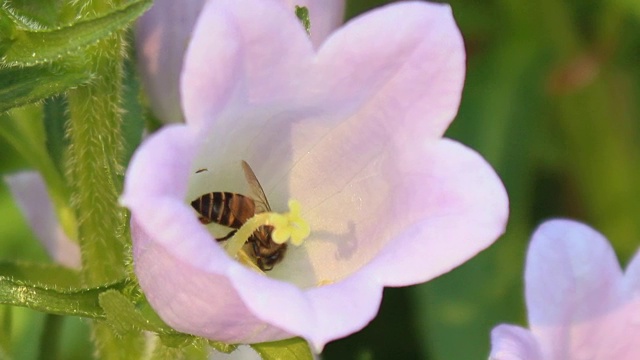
[224,199,310,271]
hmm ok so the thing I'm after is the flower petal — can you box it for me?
[489,324,543,360]
[124,126,385,349]
[525,219,627,359]
[217,2,480,287]
[268,137,507,287]
[4,172,80,268]
[135,0,207,123]
[229,264,382,351]
[313,2,465,139]
[364,139,509,286]
[623,248,640,295]
[181,0,314,128]
[126,0,506,350]
[131,216,292,343]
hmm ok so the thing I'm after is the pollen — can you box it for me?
[269,200,310,246]
[223,199,311,258]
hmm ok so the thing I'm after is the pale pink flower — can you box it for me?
[122,0,508,351]
[135,0,345,123]
[4,171,81,269]
[490,220,640,360]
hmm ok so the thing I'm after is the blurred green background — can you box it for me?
[1,0,640,358]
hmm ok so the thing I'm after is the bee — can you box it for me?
[191,161,287,271]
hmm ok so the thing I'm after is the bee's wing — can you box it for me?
[241,160,271,213]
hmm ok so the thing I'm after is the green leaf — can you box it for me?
[99,289,158,334]
[121,29,144,168]
[149,340,188,360]
[1,0,76,30]
[0,9,16,57]
[0,62,91,113]
[0,274,127,319]
[43,95,69,176]
[147,336,213,360]
[158,334,198,349]
[93,321,146,360]
[208,341,237,354]
[0,262,82,288]
[251,338,314,360]
[0,0,153,66]
[295,6,311,35]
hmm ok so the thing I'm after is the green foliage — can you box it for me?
[252,338,315,360]
[0,306,10,357]
[0,61,91,113]
[99,290,153,335]
[0,0,153,66]
[43,95,68,176]
[0,261,82,288]
[295,6,311,35]
[120,30,145,168]
[0,274,125,319]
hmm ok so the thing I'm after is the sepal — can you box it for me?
[251,337,314,360]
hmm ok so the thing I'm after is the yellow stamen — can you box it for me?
[224,199,311,258]
[316,279,334,287]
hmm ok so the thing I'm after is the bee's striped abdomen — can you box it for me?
[191,192,255,228]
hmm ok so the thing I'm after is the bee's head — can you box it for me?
[251,234,288,272]
[257,251,285,271]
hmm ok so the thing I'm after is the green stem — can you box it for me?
[0,305,11,357]
[67,33,126,286]
[66,2,139,358]
[39,314,63,360]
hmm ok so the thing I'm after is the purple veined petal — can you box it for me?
[490,220,640,360]
[122,124,384,350]
[179,1,475,270]
[362,139,509,286]
[135,0,207,123]
[229,262,383,351]
[313,1,466,139]
[624,247,640,297]
[525,219,638,360]
[179,0,467,199]
[138,0,346,124]
[4,171,80,269]
[180,0,315,129]
[489,324,543,360]
[125,0,507,351]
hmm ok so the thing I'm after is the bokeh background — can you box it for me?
[1,0,639,358]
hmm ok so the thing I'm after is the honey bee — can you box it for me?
[191,161,287,271]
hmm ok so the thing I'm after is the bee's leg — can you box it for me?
[216,230,237,242]
[198,217,212,225]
